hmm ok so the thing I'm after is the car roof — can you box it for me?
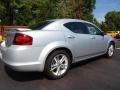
[47,19,95,27]
[47,19,91,23]
[52,19,98,26]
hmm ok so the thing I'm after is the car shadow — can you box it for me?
[4,65,45,82]
[4,55,105,81]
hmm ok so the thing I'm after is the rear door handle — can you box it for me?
[67,35,75,39]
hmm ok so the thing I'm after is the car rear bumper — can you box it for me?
[2,60,43,72]
[0,42,44,72]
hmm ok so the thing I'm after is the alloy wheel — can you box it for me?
[50,54,68,76]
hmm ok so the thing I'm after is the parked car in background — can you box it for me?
[107,31,118,38]
[115,31,120,39]
[0,26,29,42]
[0,19,115,79]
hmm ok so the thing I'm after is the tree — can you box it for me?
[0,0,20,25]
[0,3,5,25]
[0,0,10,25]
[57,0,96,22]
[82,0,96,22]
[0,0,59,26]
[13,0,59,26]
[105,11,120,31]
[0,0,97,27]
[100,21,109,33]
[92,18,100,28]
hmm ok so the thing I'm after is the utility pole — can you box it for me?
[7,0,16,25]
[5,0,11,25]
[12,0,17,25]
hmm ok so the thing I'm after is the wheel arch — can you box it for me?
[105,40,115,53]
[38,41,73,71]
[109,40,115,48]
[46,47,73,63]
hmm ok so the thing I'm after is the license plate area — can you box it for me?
[5,33,15,47]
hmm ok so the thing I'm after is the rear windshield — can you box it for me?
[31,21,53,30]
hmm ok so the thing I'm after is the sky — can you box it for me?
[93,0,120,22]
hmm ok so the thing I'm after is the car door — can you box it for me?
[64,22,94,61]
[84,23,107,55]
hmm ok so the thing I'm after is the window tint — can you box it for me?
[85,23,102,35]
[31,21,53,30]
[64,22,89,34]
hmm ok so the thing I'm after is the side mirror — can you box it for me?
[100,31,105,36]
[97,32,104,36]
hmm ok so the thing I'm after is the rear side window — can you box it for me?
[31,21,53,30]
[64,22,89,34]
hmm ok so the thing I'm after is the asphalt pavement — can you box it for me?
[0,39,120,90]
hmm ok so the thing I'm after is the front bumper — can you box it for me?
[0,42,44,72]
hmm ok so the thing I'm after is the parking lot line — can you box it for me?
[116,48,120,50]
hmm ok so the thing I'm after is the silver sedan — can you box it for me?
[0,19,115,79]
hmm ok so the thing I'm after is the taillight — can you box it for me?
[13,33,33,45]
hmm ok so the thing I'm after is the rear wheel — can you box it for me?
[105,43,114,58]
[44,50,70,79]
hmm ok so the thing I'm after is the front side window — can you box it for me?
[64,22,89,34]
[85,23,102,35]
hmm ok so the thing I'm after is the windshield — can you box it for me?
[31,21,53,30]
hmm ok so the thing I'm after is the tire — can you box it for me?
[44,50,70,79]
[105,43,114,58]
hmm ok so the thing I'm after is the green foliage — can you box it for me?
[0,2,5,25]
[105,11,120,31]
[82,0,96,21]
[100,21,108,32]
[0,0,10,25]
[14,0,59,26]
[0,0,96,26]
[0,1,5,17]
[92,18,100,28]
[56,0,96,22]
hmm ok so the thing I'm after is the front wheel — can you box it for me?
[105,43,114,58]
[44,50,70,79]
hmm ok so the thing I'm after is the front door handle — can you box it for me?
[90,36,96,39]
[67,35,75,39]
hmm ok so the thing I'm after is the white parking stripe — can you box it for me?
[116,48,120,50]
